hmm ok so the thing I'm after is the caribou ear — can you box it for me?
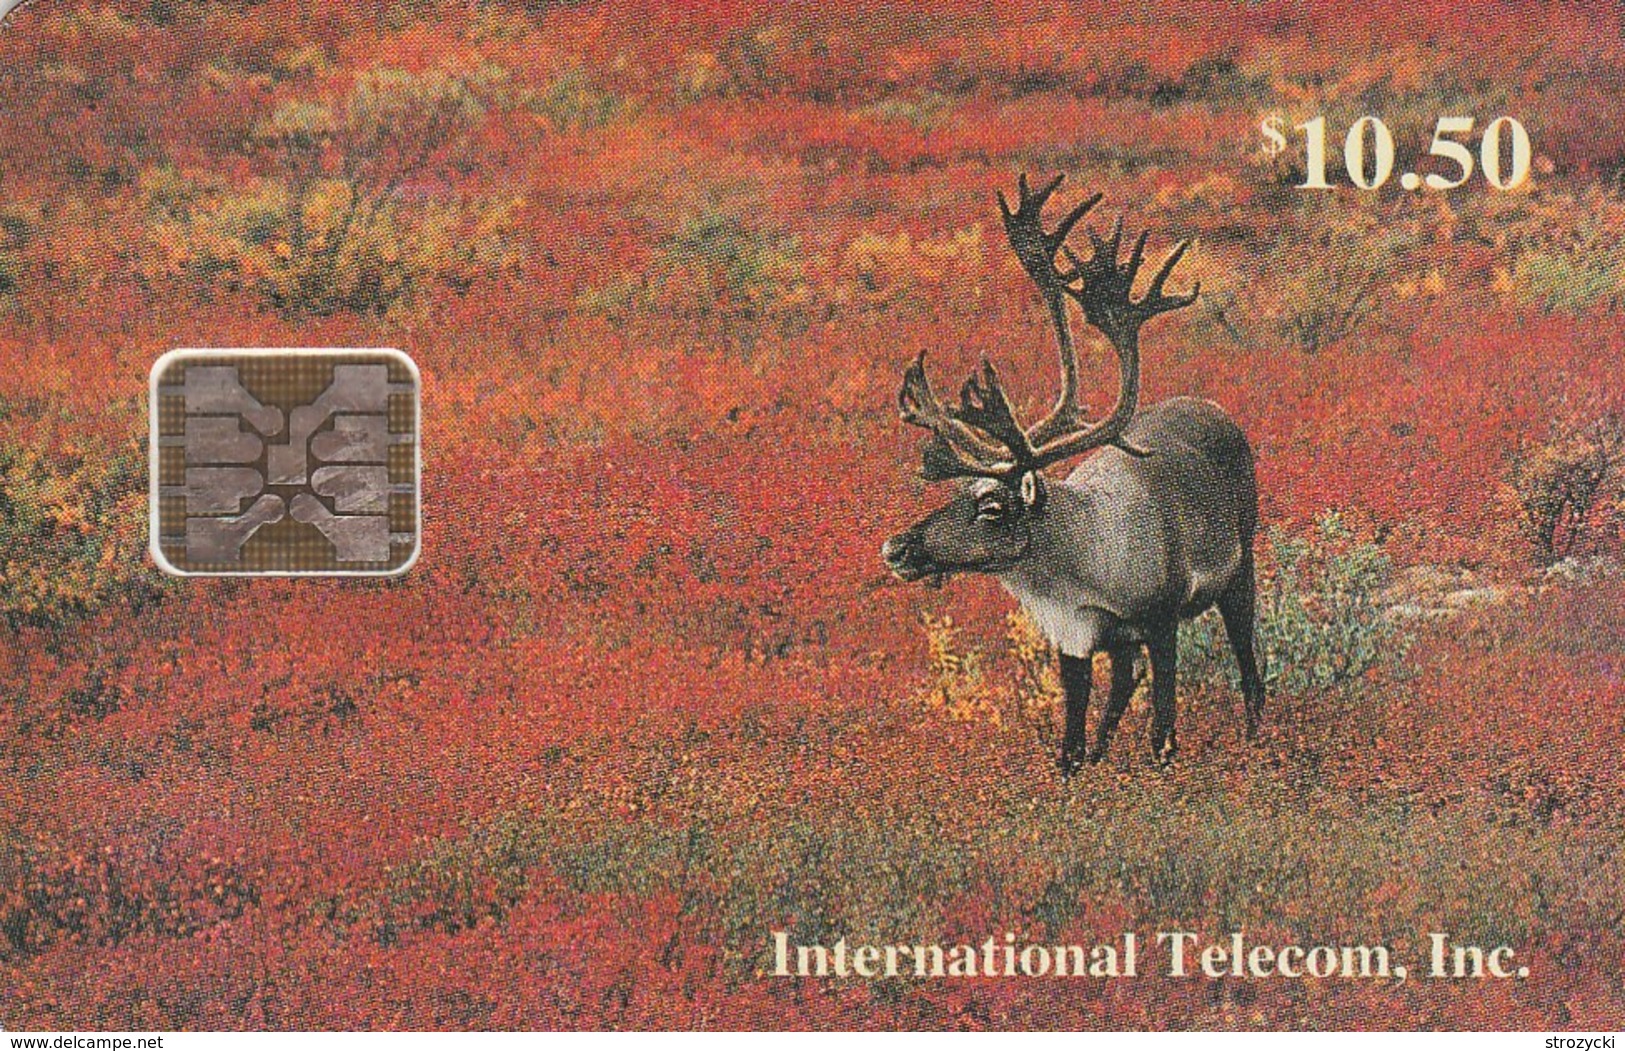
[1019,471,1045,512]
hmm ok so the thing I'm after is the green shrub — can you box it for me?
[0,210,31,308]
[379,815,547,937]
[1499,189,1625,316]
[1512,216,1625,315]
[1182,511,1408,695]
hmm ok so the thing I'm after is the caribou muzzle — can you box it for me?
[881,530,935,582]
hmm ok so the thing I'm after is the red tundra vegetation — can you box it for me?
[2,0,1624,1030]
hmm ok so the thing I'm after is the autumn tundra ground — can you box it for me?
[1,0,1624,1030]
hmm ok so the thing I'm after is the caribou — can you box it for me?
[881,174,1264,771]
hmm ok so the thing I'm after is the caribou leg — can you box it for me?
[1218,557,1266,740]
[1147,626,1179,765]
[1057,652,1093,776]
[1088,645,1140,762]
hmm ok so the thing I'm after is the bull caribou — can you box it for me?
[881,174,1264,771]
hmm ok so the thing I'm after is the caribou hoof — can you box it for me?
[1058,751,1087,778]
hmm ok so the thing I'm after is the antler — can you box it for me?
[1026,219,1199,465]
[898,351,1021,480]
[896,172,1199,484]
[997,173,1100,449]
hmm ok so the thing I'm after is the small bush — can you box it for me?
[147,174,522,317]
[579,205,807,352]
[1507,414,1625,566]
[1503,190,1625,315]
[142,67,520,317]
[0,836,256,960]
[1513,223,1625,315]
[835,223,985,312]
[379,815,545,938]
[0,209,32,310]
[1183,512,1407,695]
[1264,211,1410,354]
[860,91,954,132]
[0,441,154,633]
[917,613,999,725]
[658,207,804,316]
[530,66,622,131]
